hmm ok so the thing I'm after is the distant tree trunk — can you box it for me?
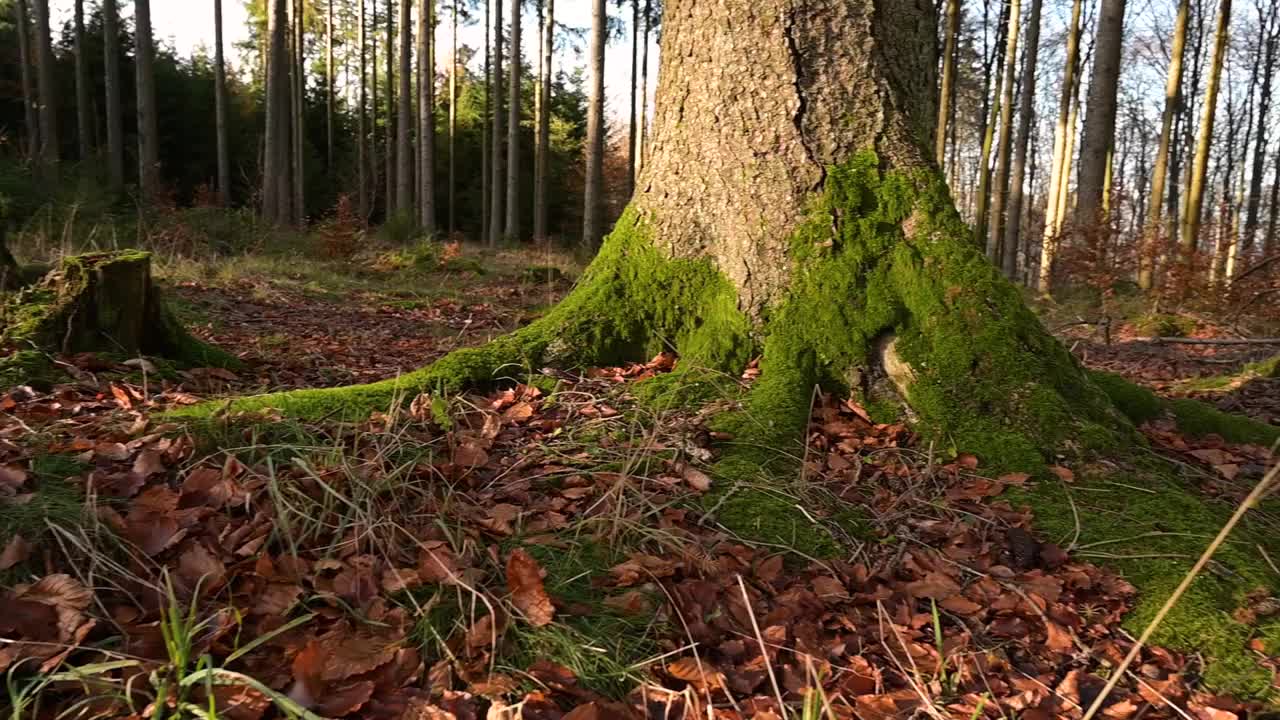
[359,0,370,221]
[1002,0,1042,278]
[1243,0,1277,259]
[973,0,1008,228]
[1037,0,1083,293]
[533,0,553,242]
[397,0,414,215]
[637,0,651,174]
[102,0,124,193]
[935,0,960,166]
[1,229,18,290]
[264,0,294,223]
[386,0,397,216]
[32,0,59,174]
[489,0,505,244]
[1180,0,1231,261]
[504,0,521,239]
[1075,0,1127,231]
[135,0,160,197]
[419,0,436,233]
[448,0,458,238]
[1137,0,1190,289]
[582,0,606,249]
[215,0,232,204]
[328,0,336,171]
[292,0,306,224]
[15,0,39,163]
[986,0,1023,262]
[373,0,381,213]
[482,0,492,243]
[628,0,639,192]
[74,0,92,162]
[1266,151,1280,254]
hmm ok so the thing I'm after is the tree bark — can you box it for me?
[263,0,294,224]
[328,0,336,171]
[386,0,397,216]
[504,0,521,239]
[1002,0,1042,279]
[581,0,605,249]
[533,0,554,243]
[489,0,505,244]
[135,0,161,197]
[397,0,414,216]
[448,0,459,238]
[1075,0,1127,229]
[74,0,93,162]
[1037,0,1083,293]
[1243,0,1277,259]
[215,0,233,205]
[482,0,492,244]
[934,0,960,167]
[32,0,59,174]
[292,0,306,224]
[637,0,651,175]
[359,0,370,222]
[419,0,436,233]
[1267,150,1280,256]
[15,0,39,164]
[985,0,1023,262]
[1179,0,1231,262]
[628,0,639,193]
[1138,0,1190,290]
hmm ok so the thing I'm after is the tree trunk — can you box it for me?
[1,228,19,290]
[237,0,1145,489]
[397,0,414,216]
[628,0,639,193]
[489,0,505,244]
[15,0,39,163]
[1075,0,1127,229]
[448,0,458,238]
[504,0,521,239]
[581,0,605,249]
[263,0,294,224]
[292,0,306,225]
[985,0,1022,262]
[1138,0,1190,290]
[637,0,651,175]
[386,0,397,217]
[482,0,492,244]
[1037,0,1083,293]
[934,0,960,167]
[533,0,554,243]
[1179,0,1230,262]
[972,1,1008,232]
[135,0,160,197]
[1243,0,1277,259]
[1002,0,1042,278]
[215,0,232,205]
[74,0,93,162]
[32,0,59,174]
[419,0,436,233]
[327,0,336,171]
[1267,150,1280,255]
[359,0,370,222]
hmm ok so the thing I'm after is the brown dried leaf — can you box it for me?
[507,548,555,627]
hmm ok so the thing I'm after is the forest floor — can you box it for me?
[2,241,1279,720]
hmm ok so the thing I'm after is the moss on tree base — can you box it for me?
[1,251,238,387]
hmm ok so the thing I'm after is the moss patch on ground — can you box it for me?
[1090,370,1279,446]
[1014,463,1280,699]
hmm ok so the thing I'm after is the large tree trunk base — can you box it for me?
[1,251,237,386]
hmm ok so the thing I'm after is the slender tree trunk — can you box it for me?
[1075,0,1127,231]
[482,0,492,243]
[15,0,39,164]
[628,0,639,192]
[1266,151,1280,254]
[534,0,554,242]
[1002,0,1041,278]
[328,0,335,171]
[1180,0,1231,261]
[637,0,651,175]
[215,0,232,204]
[32,0,58,174]
[1037,0,1083,293]
[292,0,306,224]
[359,0,370,221]
[135,0,160,197]
[102,0,124,193]
[489,0,505,244]
[504,0,521,239]
[1138,0,1190,289]
[935,0,960,167]
[74,0,92,162]
[448,0,458,238]
[973,1,1009,230]
[582,0,606,249]
[1243,0,1277,258]
[397,0,414,215]
[420,0,436,232]
[986,0,1023,262]
[386,0,397,216]
[264,0,294,223]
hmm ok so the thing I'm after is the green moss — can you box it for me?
[1088,370,1165,424]
[1015,465,1279,700]
[0,350,57,390]
[1168,399,1280,445]
[632,367,741,411]
[1133,313,1197,338]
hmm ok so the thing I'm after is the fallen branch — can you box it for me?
[1137,336,1280,346]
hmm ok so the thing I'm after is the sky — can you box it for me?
[47,0,658,121]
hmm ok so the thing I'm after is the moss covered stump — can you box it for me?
[1,251,236,384]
